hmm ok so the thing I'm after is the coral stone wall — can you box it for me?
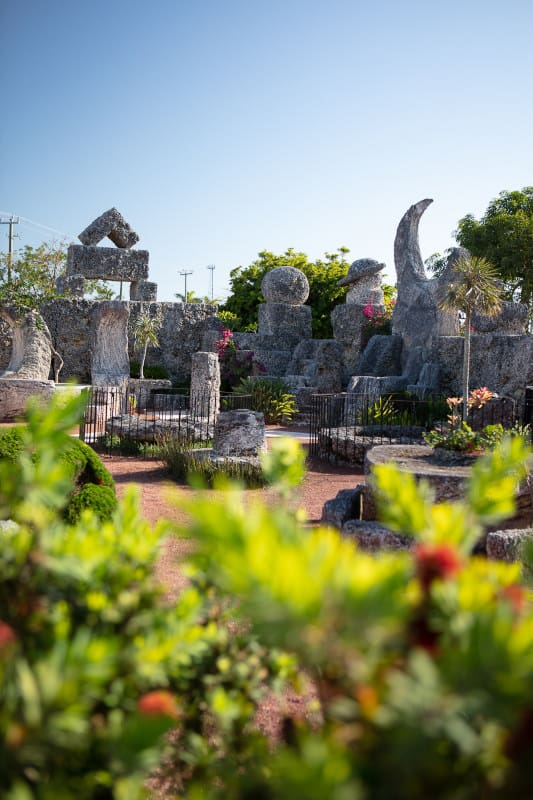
[0,319,12,371]
[431,335,533,406]
[41,300,218,384]
[128,302,220,385]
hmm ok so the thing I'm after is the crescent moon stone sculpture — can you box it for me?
[391,199,459,377]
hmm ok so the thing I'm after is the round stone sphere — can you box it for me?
[261,267,310,305]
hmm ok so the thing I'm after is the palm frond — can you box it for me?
[437,255,502,317]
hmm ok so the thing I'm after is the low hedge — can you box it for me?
[0,427,116,521]
[65,484,117,524]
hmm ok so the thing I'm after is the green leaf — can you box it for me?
[467,435,530,525]
[262,437,306,495]
[371,462,433,536]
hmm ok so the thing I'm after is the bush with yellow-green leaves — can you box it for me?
[0,396,293,799]
[182,435,533,798]
[2,394,533,798]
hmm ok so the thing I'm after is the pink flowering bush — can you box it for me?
[216,328,266,391]
[361,299,395,347]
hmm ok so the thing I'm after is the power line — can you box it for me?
[0,212,76,241]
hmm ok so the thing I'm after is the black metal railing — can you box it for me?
[308,392,521,467]
[80,386,253,456]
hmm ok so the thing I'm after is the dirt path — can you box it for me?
[102,445,361,528]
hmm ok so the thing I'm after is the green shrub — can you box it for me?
[76,439,115,489]
[0,394,290,798]
[0,423,115,519]
[7,398,533,798]
[0,427,24,461]
[129,361,170,380]
[235,376,297,423]
[181,435,533,798]
[66,483,118,523]
[356,392,449,428]
[216,309,241,330]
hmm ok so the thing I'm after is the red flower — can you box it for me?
[137,690,180,720]
[0,620,17,653]
[415,543,462,590]
[499,584,526,615]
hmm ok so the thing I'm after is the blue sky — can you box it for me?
[1,0,532,302]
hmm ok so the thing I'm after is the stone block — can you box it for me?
[0,379,54,421]
[321,486,362,529]
[472,302,528,334]
[258,303,312,346]
[486,529,533,562]
[232,331,258,350]
[130,281,158,301]
[57,274,85,298]
[213,409,266,457]
[251,349,293,377]
[105,414,212,443]
[0,318,12,371]
[430,334,532,406]
[346,274,384,306]
[190,351,220,422]
[78,207,140,249]
[67,245,149,282]
[91,302,130,386]
[127,379,172,410]
[331,305,364,383]
[356,334,403,377]
[341,519,414,552]
[315,339,343,393]
[331,304,366,346]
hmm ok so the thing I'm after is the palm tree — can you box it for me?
[438,255,502,421]
[132,313,161,380]
[174,289,218,305]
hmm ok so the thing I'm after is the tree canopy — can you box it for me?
[454,187,533,306]
[221,247,351,338]
[0,241,115,312]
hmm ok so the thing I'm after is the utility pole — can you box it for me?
[179,269,193,302]
[0,215,20,284]
[207,264,215,301]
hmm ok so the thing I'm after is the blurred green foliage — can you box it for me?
[182,434,533,798]
[0,395,291,798]
[3,395,533,798]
